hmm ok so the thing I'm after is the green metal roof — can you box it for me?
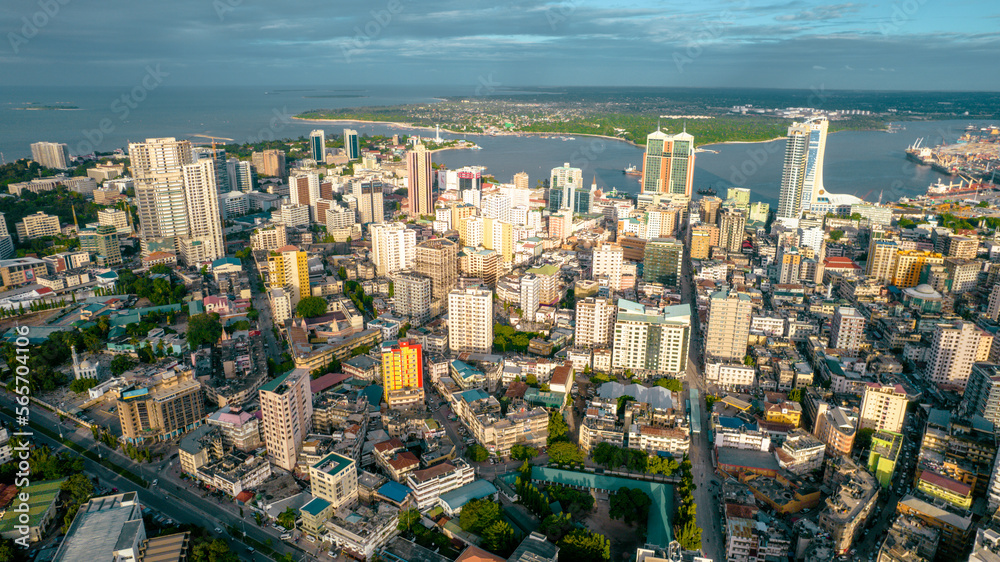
[527,265,559,276]
[300,497,331,517]
[259,369,295,393]
[313,452,354,476]
[0,478,66,532]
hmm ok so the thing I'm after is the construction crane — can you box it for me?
[190,134,235,154]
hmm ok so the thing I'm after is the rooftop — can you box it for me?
[313,452,355,476]
[439,480,498,511]
[53,492,142,561]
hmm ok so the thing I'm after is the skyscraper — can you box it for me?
[131,137,193,256]
[79,224,122,267]
[381,339,424,408]
[370,222,416,276]
[592,243,624,291]
[927,320,982,389]
[251,149,286,178]
[640,129,694,198]
[611,300,691,377]
[447,286,493,354]
[705,289,753,362]
[575,297,616,347]
[406,144,433,217]
[0,213,14,260]
[30,142,71,169]
[718,208,747,253]
[859,383,908,433]
[268,245,310,307]
[550,163,583,211]
[289,171,320,221]
[415,238,459,301]
[259,368,313,471]
[643,238,684,287]
[343,129,360,160]
[309,129,326,162]
[351,178,384,225]
[179,159,225,264]
[393,271,432,325]
[777,118,828,221]
[830,307,866,352]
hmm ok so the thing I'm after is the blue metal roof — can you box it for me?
[439,480,497,511]
[378,481,413,504]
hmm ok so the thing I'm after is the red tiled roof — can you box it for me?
[386,451,420,470]
[311,372,351,394]
[919,470,971,497]
[455,546,506,562]
[375,438,404,452]
[276,245,299,252]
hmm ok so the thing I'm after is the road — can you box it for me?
[0,392,311,562]
[678,228,724,562]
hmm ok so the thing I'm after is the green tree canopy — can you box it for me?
[459,498,502,534]
[609,487,652,526]
[187,313,223,348]
[481,521,519,556]
[654,378,682,392]
[557,529,610,562]
[547,411,568,444]
[296,296,329,318]
[467,443,490,462]
[548,442,584,465]
[277,507,297,530]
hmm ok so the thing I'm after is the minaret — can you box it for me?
[70,345,80,379]
[71,205,79,230]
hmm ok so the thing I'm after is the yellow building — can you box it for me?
[916,471,973,510]
[483,217,513,263]
[381,338,425,409]
[892,250,943,288]
[765,401,802,427]
[268,245,310,306]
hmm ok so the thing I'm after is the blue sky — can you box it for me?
[3,0,999,90]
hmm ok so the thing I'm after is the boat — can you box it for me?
[924,177,996,200]
[696,187,717,196]
[623,164,641,176]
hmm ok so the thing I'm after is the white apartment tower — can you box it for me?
[370,222,416,277]
[592,243,624,291]
[131,137,194,256]
[179,159,225,264]
[927,320,982,389]
[705,288,753,362]
[830,307,866,352]
[447,286,493,354]
[611,300,691,377]
[575,297,616,348]
[859,383,908,433]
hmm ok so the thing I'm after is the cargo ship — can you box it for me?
[924,177,995,200]
[623,164,641,176]
[696,187,717,196]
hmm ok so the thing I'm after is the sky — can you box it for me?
[2,0,999,91]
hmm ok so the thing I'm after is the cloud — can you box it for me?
[813,65,827,70]
[775,3,864,22]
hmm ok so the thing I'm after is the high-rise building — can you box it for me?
[927,321,982,389]
[130,137,194,255]
[97,208,129,232]
[16,211,60,240]
[381,339,424,409]
[866,238,898,282]
[611,300,691,377]
[830,306,866,352]
[550,162,584,213]
[513,171,529,191]
[251,149,286,178]
[893,251,944,288]
[859,383,908,433]
[592,243,624,291]
[268,245,310,307]
[575,297,616,348]
[117,368,205,443]
[193,147,230,194]
[520,273,541,319]
[274,203,310,228]
[251,225,287,251]
[393,271,432,325]
[643,238,683,287]
[988,284,1000,322]
[179,159,225,264]
[415,238,458,301]
[718,208,747,253]
[351,178,385,225]
[371,222,416,277]
[777,118,827,221]
[309,130,326,162]
[965,364,1000,439]
[640,129,694,198]
[0,213,14,260]
[698,196,722,225]
[80,224,122,266]
[30,141,71,169]
[259,368,313,472]
[343,129,360,160]
[483,217,513,264]
[705,288,752,362]
[447,286,493,354]
[289,171,320,221]
[727,187,751,208]
[406,144,433,217]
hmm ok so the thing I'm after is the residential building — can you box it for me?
[268,245,310,307]
[611,300,691,378]
[79,224,122,266]
[454,389,548,457]
[289,171,320,221]
[830,306,866,352]
[131,137,194,256]
[325,504,399,561]
[448,286,493,354]
[643,238,683,287]
[393,271,432,325]
[260,368,313,472]
[718,209,747,252]
[301,452,359,536]
[867,239,899,282]
[550,163,584,211]
[777,118,828,221]
[867,430,903,488]
[640,129,694,198]
[520,273,541,318]
[705,289,753,362]
[963,363,1000,429]
[16,211,60,240]
[775,429,825,475]
[575,297,616,348]
[30,141,71,169]
[860,383,908,433]
[893,251,944,288]
[251,148,286,177]
[818,456,879,555]
[813,403,857,457]
[405,460,476,510]
[371,222,416,277]
[897,495,973,561]
[415,238,459,301]
[179,159,225,264]
[381,339,425,410]
[352,178,385,225]
[251,225,287,251]
[407,143,433,217]
[927,320,982,389]
[117,368,205,443]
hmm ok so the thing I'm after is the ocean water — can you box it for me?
[2,85,988,206]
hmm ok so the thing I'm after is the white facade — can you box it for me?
[448,286,493,354]
[592,243,624,291]
[275,204,311,228]
[830,307,866,352]
[575,297,616,348]
[370,222,416,277]
[927,320,981,389]
[611,300,690,377]
[404,460,475,510]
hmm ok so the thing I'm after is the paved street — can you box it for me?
[0,391,314,562]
